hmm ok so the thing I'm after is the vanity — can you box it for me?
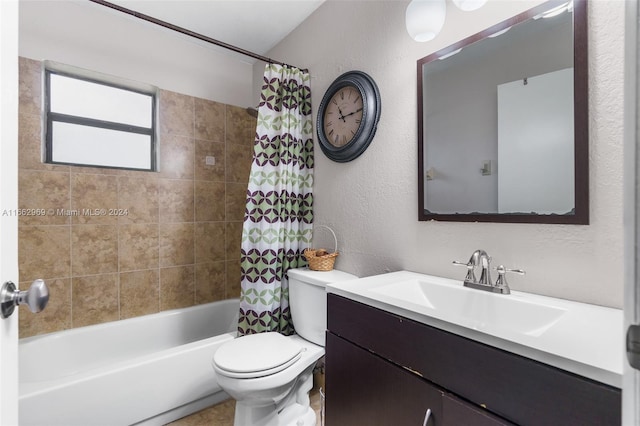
[324,271,622,426]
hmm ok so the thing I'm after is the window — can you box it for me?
[45,65,157,171]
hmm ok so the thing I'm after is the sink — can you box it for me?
[325,270,623,388]
[370,278,567,336]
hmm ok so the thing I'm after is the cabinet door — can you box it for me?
[442,394,515,426]
[325,332,442,425]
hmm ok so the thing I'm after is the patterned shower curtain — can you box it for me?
[237,63,314,336]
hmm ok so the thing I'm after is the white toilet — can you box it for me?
[212,267,357,426]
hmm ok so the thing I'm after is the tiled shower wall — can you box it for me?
[17,57,255,338]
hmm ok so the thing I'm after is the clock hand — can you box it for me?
[342,107,363,119]
[337,106,347,122]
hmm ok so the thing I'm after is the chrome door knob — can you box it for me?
[0,279,49,319]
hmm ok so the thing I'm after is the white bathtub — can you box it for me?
[19,299,239,426]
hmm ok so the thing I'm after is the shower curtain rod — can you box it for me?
[88,0,307,71]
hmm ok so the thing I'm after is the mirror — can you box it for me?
[417,0,588,224]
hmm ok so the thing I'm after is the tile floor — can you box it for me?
[168,370,324,426]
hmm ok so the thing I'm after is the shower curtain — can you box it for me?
[237,63,314,336]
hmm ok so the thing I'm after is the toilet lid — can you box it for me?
[213,332,303,378]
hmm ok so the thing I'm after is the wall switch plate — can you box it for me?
[205,156,216,166]
[426,167,435,181]
[481,160,492,176]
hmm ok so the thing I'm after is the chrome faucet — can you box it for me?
[453,250,524,295]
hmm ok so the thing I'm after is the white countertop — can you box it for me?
[326,270,623,388]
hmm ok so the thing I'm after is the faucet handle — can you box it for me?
[453,260,475,283]
[494,265,525,289]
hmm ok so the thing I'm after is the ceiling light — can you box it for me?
[406,0,447,42]
[452,0,487,12]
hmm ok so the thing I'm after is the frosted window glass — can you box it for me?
[50,73,152,127]
[52,122,151,170]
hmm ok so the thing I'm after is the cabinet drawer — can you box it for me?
[327,294,621,426]
[325,332,442,426]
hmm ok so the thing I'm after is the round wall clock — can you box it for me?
[316,71,381,162]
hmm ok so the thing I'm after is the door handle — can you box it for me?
[0,279,49,319]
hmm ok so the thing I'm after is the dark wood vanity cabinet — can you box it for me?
[325,332,443,425]
[325,294,621,426]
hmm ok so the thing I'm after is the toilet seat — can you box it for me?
[214,332,303,379]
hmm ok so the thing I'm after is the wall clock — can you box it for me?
[316,71,381,162]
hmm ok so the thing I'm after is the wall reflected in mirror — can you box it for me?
[418,0,588,224]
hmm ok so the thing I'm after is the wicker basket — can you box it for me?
[304,225,339,271]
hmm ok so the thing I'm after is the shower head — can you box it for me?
[245,107,258,118]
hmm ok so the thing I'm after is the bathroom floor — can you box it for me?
[168,371,324,426]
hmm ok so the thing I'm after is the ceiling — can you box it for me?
[108,0,325,59]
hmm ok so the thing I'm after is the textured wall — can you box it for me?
[263,0,625,308]
[17,58,254,337]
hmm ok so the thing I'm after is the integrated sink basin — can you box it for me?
[326,270,623,388]
[370,278,567,337]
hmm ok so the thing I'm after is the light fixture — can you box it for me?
[405,0,446,42]
[406,0,488,42]
[451,0,487,12]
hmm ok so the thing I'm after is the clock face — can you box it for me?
[322,85,364,148]
[316,71,381,162]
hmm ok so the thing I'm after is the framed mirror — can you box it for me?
[417,0,588,224]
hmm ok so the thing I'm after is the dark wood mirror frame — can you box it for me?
[417,0,588,224]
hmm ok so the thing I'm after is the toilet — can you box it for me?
[212,267,357,426]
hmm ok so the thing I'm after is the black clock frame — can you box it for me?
[316,71,381,163]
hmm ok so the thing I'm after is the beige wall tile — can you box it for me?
[195,222,225,264]
[19,57,42,117]
[71,225,118,276]
[159,134,195,179]
[19,277,71,338]
[159,179,194,223]
[120,269,159,319]
[225,182,247,222]
[160,223,195,267]
[195,180,225,222]
[226,260,242,299]
[119,223,159,271]
[195,139,225,182]
[117,176,159,224]
[195,98,225,142]
[160,265,195,310]
[159,90,194,137]
[19,225,70,282]
[68,165,120,175]
[18,58,256,336]
[195,261,226,304]
[225,222,243,262]
[72,274,119,327]
[226,105,256,146]
[18,170,70,226]
[226,144,252,184]
[71,173,118,224]
[18,113,43,170]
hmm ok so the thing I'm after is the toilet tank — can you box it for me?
[288,267,358,347]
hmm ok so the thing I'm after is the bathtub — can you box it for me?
[19,299,239,426]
